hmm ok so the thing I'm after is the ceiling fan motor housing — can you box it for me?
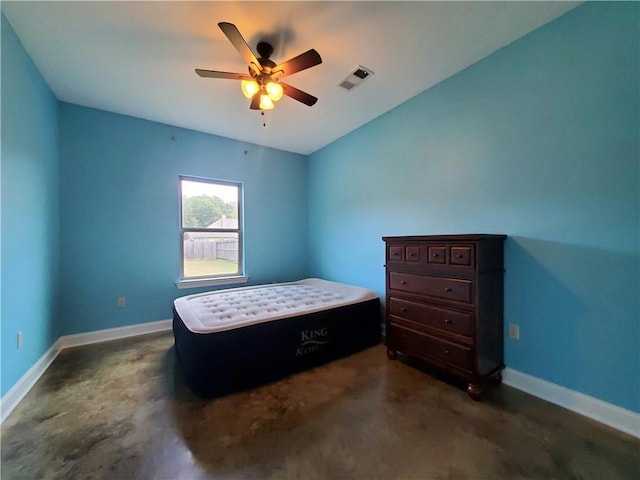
[254,42,277,75]
[256,42,274,60]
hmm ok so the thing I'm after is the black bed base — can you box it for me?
[173,298,381,397]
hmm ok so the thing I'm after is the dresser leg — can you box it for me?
[466,383,482,400]
[386,348,398,360]
[488,370,503,385]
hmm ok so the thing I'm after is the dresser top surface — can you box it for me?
[382,234,507,243]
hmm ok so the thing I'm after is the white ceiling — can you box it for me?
[2,1,580,155]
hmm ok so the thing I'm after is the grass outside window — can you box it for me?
[183,258,238,278]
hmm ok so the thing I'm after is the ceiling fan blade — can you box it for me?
[280,82,318,106]
[195,69,252,80]
[272,49,322,78]
[218,22,261,73]
[249,92,261,110]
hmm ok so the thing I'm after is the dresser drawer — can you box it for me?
[389,297,473,337]
[427,246,446,264]
[405,246,421,262]
[450,246,472,266]
[387,245,403,262]
[389,272,472,303]
[387,323,473,371]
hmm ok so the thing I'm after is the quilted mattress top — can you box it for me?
[174,278,378,333]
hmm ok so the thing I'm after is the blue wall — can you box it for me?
[58,104,308,335]
[308,2,639,412]
[1,15,61,397]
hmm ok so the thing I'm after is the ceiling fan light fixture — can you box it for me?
[241,79,260,98]
[265,82,283,102]
[259,93,274,110]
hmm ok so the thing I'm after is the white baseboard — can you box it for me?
[57,319,172,349]
[0,339,63,424]
[503,367,640,438]
[1,319,172,424]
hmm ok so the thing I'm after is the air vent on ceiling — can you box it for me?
[338,65,374,91]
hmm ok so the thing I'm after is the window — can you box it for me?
[177,176,247,288]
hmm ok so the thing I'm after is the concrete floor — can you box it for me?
[1,331,638,480]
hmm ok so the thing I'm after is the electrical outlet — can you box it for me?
[17,331,23,349]
[117,297,126,308]
[508,323,520,340]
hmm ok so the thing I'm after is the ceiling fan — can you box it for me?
[196,22,322,111]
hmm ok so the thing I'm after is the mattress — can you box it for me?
[174,278,378,333]
[172,278,381,396]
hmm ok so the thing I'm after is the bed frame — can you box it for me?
[172,279,381,396]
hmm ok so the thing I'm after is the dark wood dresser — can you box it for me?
[382,234,507,399]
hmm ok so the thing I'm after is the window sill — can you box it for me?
[175,276,249,290]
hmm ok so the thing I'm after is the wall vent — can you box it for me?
[338,65,374,91]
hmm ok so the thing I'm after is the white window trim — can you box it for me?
[179,175,244,285]
[175,276,249,289]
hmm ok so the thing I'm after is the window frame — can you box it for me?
[176,175,248,289]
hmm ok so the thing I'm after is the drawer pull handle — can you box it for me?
[393,252,399,256]
[456,254,463,258]
[444,349,450,354]
[433,253,439,257]
[401,281,407,285]
[445,287,453,292]
[444,319,451,324]
[409,252,415,257]
[400,307,407,312]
